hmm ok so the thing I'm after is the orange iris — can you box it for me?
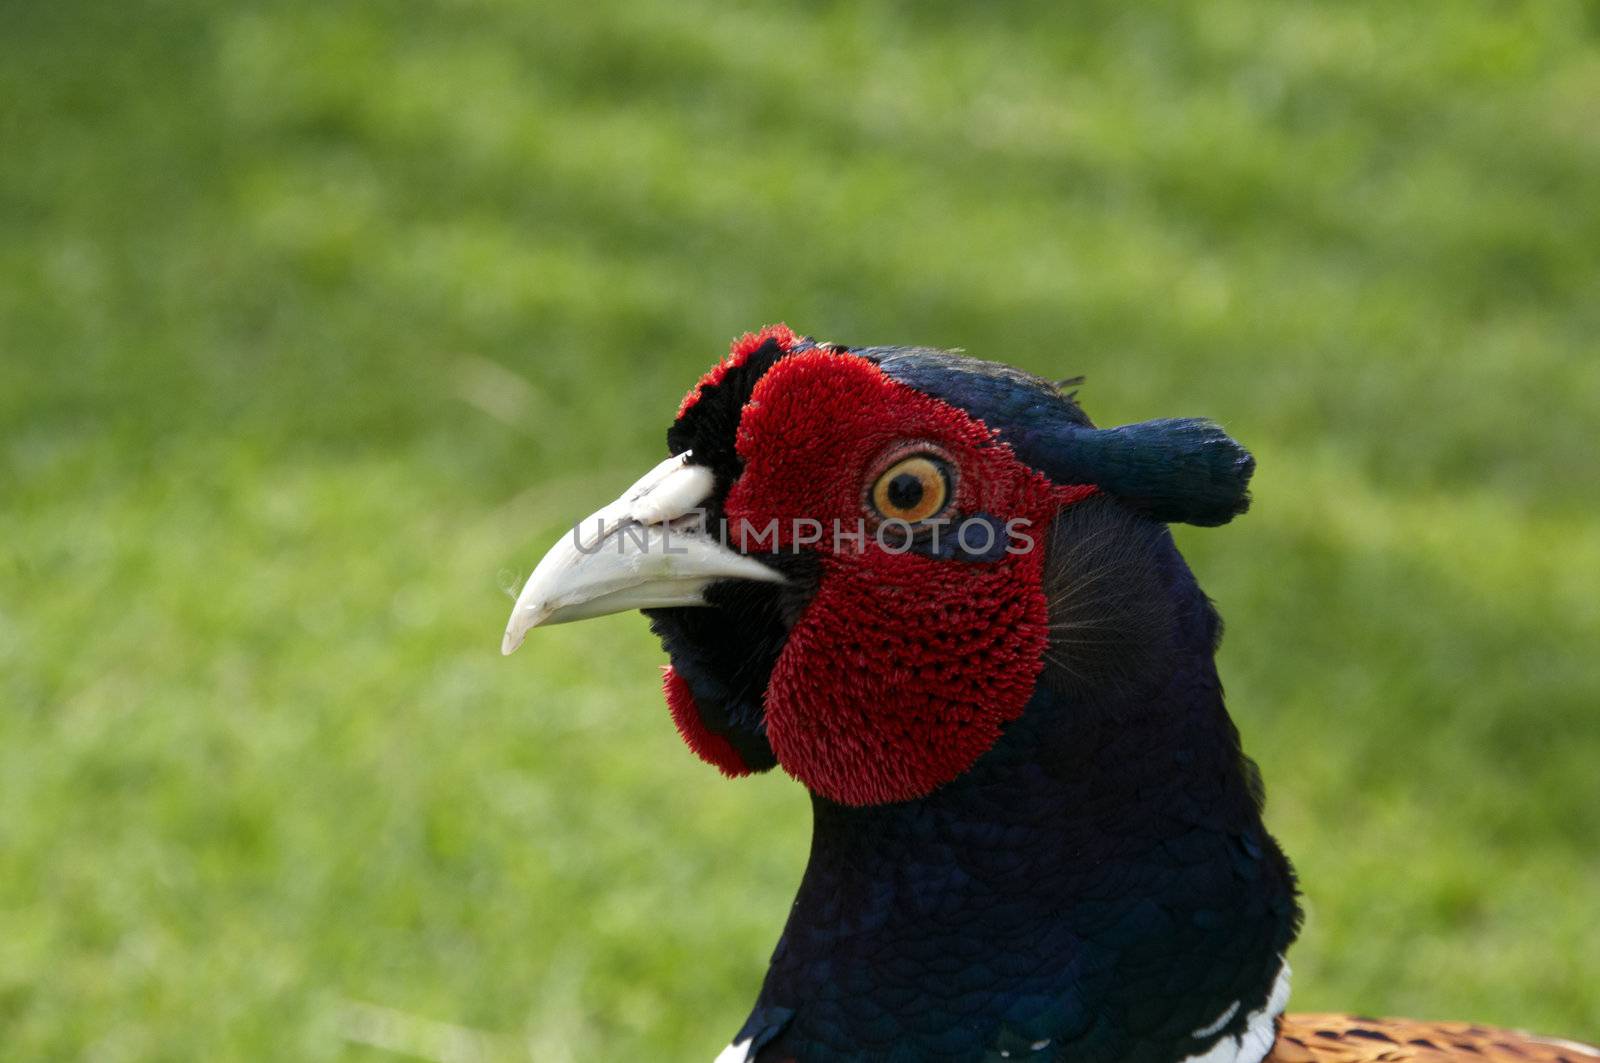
[869,455,952,523]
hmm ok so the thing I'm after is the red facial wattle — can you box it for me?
[662,665,755,778]
[675,322,801,419]
[722,350,1094,806]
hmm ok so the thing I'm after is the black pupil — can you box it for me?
[886,471,926,511]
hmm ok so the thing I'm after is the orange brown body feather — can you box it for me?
[1271,1014,1599,1063]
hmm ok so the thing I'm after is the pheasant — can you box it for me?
[501,325,1596,1063]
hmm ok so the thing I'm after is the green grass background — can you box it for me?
[3,1,1598,1058]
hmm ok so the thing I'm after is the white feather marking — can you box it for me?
[1192,1001,1242,1040]
[713,1036,753,1063]
[1179,960,1291,1063]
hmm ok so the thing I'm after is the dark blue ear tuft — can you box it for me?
[1036,418,1255,527]
[862,346,1254,527]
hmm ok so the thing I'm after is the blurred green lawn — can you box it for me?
[3,1,1598,1058]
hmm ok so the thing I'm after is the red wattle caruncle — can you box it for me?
[722,350,1095,806]
[662,665,754,778]
[676,322,801,418]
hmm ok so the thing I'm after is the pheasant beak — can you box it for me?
[501,452,784,655]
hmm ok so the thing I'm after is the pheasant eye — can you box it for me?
[870,455,953,523]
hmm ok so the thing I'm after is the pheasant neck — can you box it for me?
[736,624,1300,1063]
